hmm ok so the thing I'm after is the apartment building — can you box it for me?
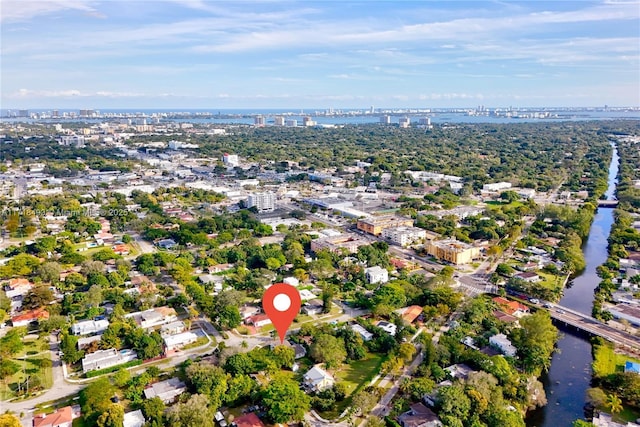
[357,215,414,236]
[425,239,480,265]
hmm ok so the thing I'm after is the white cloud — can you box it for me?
[0,0,98,23]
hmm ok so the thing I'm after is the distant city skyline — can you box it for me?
[1,0,639,109]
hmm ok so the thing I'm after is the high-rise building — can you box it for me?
[247,192,276,212]
[398,117,411,128]
[302,116,316,127]
[274,116,285,126]
[254,115,265,126]
[380,115,391,125]
[285,119,297,127]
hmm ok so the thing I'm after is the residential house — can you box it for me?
[493,297,530,318]
[33,406,79,427]
[515,272,541,283]
[125,307,177,330]
[156,239,177,249]
[293,343,307,359]
[444,364,475,380]
[302,299,324,315]
[350,324,373,341]
[365,266,389,284]
[239,305,261,320]
[233,413,265,427]
[397,402,443,427]
[71,319,110,336]
[489,334,517,357]
[81,348,137,373]
[376,321,397,336]
[123,410,145,427]
[396,305,423,324]
[160,320,186,336]
[11,307,49,327]
[283,277,300,287]
[4,278,33,298]
[304,364,335,392]
[246,314,272,328]
[144,377,187,403]
[163,330,201,351]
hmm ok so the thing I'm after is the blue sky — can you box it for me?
[1,0,639,109]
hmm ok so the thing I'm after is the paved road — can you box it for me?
[549,305,640,353]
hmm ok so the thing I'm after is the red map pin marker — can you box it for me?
[263,283,301,344]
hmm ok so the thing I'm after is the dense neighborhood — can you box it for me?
[0,117,639,427]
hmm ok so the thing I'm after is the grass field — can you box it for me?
[317,352,386,420]
[593,343,640,377]
[0,356,53,400]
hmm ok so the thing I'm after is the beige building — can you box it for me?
[425,239,480,265]
[357,215,414,236]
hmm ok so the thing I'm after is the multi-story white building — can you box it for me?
[247,192,276,212]
[382,226,427,247]
[398,117,411,128]
[302,116,316,127]
[58,135,86,147]
[285,119,297,127]
[274,116,285,126]
[254,116,265,126]
[380,115,391,124]
[222,153,239,167]
[365,266,389,284]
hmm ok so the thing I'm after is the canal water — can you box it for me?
[526,145,619,426]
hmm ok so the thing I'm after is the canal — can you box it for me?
[526,144,619,426]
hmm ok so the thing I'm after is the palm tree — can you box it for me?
[606,393,623,414]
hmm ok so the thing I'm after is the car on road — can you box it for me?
[529,298,540,304]
[556,309,566,314]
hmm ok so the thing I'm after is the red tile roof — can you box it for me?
[401,305,423,324]
[493,297,529,316]
[33,406,73,427]
[234,413,265,427]
[12,307,50,324]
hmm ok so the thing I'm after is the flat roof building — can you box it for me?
[425,239,480,265]
[357,215,414,236]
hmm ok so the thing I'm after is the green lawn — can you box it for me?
[0,356,53,400]
[593,343,640,382]
[535,271,564,290]
[485,201,524,210]
[317,352,386,420]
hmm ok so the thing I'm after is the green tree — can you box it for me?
[60,333,84,364]
[185,362,229,412]
[0,329,25,356]
[22,285,54,309]
[310,334,347,368]
[606,393,623,414]
[351,390,377,415]
[113,368,131,387]
[262,375,311,423]
[166,394,214,427]
[80,377,115,425]
[272,345,295,368]
[142,397,166,427]
[0,413,22,427]
[398,342,416,362]
[37,261,62,283]
[511,310,558,374]
[96,403,124,427]
[436,384,471,421]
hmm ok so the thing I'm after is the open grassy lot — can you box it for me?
[317,352,386,420]
[0,356,53,400]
